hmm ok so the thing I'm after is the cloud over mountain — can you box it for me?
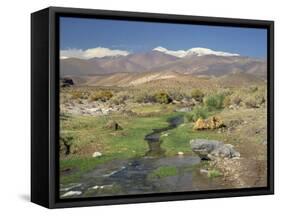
[153,46,240,57]
[60,47,130,59]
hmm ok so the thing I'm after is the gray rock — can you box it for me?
[190,139,240,160]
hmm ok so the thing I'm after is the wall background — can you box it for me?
[0,0,278,214]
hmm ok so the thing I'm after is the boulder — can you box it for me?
[194,116,225,130]
[190,139,240,160]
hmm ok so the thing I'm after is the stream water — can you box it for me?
[60,115,228,198]
[145,115,184,156]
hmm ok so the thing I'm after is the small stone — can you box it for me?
[200,169,209,174]
[177,151,184,156]
[92,185,99,190]
[92,152,102,158]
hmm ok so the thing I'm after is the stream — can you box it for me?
[60,115,228,198]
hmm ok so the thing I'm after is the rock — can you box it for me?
[61,190,82,197]
[102,108,113,115]
[161,133,169,137]
[229,104,239,110]
[190,139,240,160]
[60,77,74,87]
[60,183,82,192]
[92,151,102,158]
[91,185,113,190]
[88,107,102,113]
[200,169,209,174]
[105,120,123,130]
[177,151,184,156]
[194,116,225,130]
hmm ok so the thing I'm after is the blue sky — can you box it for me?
[60,17,267,58]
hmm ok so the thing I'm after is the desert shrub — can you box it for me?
[186,106,209,122]
[244,96,259,108]
[70,91,83,100]
[70,90,90,100]
[249,85,259,93]
[231,95,242,106]
[219,88,233,96]
[134,92,155,103]
[154,92,172,104]
[60,133,76,155]
[111,92,130,105]
[223,96,231,108]
[204,93,225,111]
[244,90,266,108]
[191,89,205,102]
[90,90,113,102]
[168,91,189,101]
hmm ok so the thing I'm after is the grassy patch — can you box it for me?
[60,103,226,185]
[148,166,178,179]
[60,111,181,184]
[130,104,175,114]
[161,122,223,156]
[207,169,222,178]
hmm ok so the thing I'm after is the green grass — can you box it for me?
[161,119,223,156]
[148,166,178,179]
[60,111,179,184]
[60,155,116,184]
[130,103,175,114]
[207,169,222,178]
[60,105,224,185]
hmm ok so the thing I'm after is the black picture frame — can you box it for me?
[31,6,274,209]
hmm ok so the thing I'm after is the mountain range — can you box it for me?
[60,47,266,87]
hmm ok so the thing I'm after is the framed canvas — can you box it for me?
[31,6,274,208]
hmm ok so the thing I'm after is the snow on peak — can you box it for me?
[153,46,187,58]
[153,46,240,58]
[153,46,168,52]
[185,47,240,57]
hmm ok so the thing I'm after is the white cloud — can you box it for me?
[153,46,240,57]
[60,47,130,59]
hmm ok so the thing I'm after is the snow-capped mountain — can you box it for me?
[60,46,265,79]
[153,46,240,58]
